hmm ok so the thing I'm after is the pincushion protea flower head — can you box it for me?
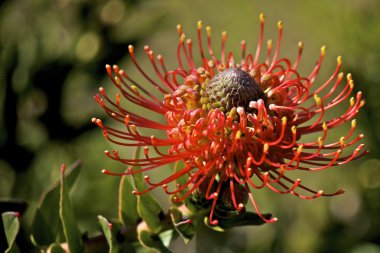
[93,14,367,225]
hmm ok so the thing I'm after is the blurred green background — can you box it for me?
[1,0,379,252]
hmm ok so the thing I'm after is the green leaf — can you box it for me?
[134,184,163,234]
[98,215,119,253]
[158,230,174,249]
[214,211,272,230]
[169,207,194,244]
[137,222,172,253]
[172,161,188,189]
[203,217,225,232]
[2,212,20,253]
[59,164,83,253]
[130,148,163,234]
[47,243,66,253]
[171,161,191,207]
[31,161,82,246]
[118,175,139,226]
[31,190,60,245]
[30,208,54,246]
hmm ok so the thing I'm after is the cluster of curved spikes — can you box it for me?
[93,14,367,224]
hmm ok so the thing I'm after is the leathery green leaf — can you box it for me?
[130,147,163,234]
[2,211,20,253]
[46,243,66,253]
[169,207,194,244]
[118,175,139,226]
[137,222,172,253]
[31,161,81,246]
[59,164,83,253]
[98,215,119,253]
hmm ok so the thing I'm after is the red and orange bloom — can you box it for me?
[93,14,367,225]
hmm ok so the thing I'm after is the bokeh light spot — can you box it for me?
[100,0,125,25]
[75,32,101,62]
[358,159,380,189]
[330,189,361,222]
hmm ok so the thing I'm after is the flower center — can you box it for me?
[201,67,266,113]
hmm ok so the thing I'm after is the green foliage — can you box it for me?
[130,148,164,235]
[204,211,272,232]
[59,165,83,253]
[137,224,173,253]
[98,215,119,253]
[118,175,139,226]
[0,158,271,252]
[169,207,195,244]
[31,161,81,246]
[2,212,20,253]
[46,244,66,253]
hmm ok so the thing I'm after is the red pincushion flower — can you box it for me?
[93,14,367,225]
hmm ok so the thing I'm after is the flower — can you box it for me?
[93,14,367,225]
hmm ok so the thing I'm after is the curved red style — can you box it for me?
[93,14,367,225]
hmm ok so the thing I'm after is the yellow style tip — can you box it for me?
[197,20,203,29]
[277,20,283,29]
[321,45,327,56]
[259,13,265,22]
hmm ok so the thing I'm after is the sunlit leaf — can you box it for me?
[137,222,172,253]
[31,161,82,246]
[98,215,119,253]
[2,212,20,253]
[203,217,225,232]
[59,164,83,253]
[46,243,66,253]
[158,230,174,248]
